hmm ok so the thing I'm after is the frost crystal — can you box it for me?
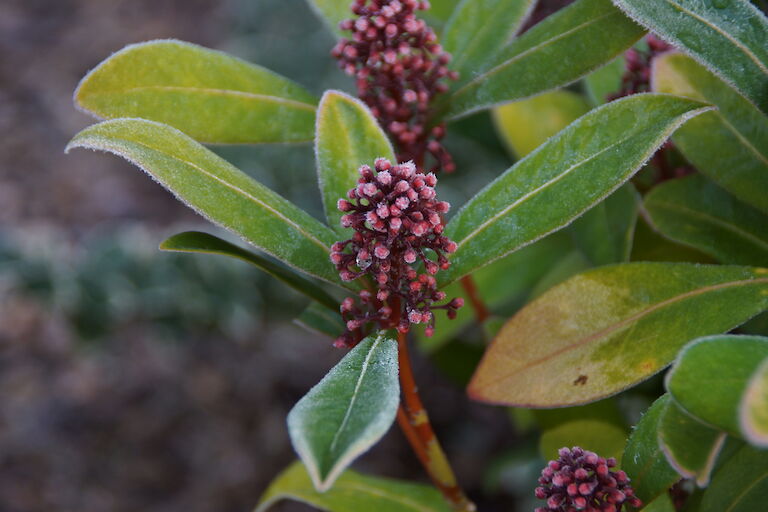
[331,158,462,347]
[331,0,458,173]
[535,447,642,512]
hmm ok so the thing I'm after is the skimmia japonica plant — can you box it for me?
[68,0,768,510]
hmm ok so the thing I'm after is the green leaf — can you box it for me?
[640,493,675,512]
[439,0,645,119]
[584,54,626,105]
[294,302,346,339]
[66,118,343,286]
[442,0,535,81]
[467,263,768,407]
[623,395,680,503]
[160,231,339,311]
[443,94,712,284]
[305,0,351,38]
[742,357,768,447]
[539,419,627,462]
[666,335,768,442]
[315,91,395,234]
[417,233,572,353]
[612,0,768,113]
[651,52,768,213]
[256,461,452,512]
[74,40,317,144]
[658,398,727,486]
[287,331,399,491]
[699,445,768,512]
[421,0,463,33]
[570,183,640,265]
[645,175,768,266]
[492,89,591,159]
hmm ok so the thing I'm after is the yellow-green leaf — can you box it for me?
[492,89,591,159]
[467,263,768,407]
[742,357,768,447]
[652,52,768,213]
[75,40,317,143]
[256,461,452,512]
[66,118,343,286]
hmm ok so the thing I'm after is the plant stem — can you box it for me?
[396,330,476,511]
[460,275,490,323]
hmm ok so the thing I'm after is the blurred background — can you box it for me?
[0,1,541,511]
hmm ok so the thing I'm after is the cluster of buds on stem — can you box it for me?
[535,447,642,512]
[330,158,463,347]
[331,0,458,173]
[608,34,672,101]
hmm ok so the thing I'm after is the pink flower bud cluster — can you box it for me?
[331,0,458,173]
[535,447,642,512]
[608,34,672,101]
[330,158,463,347]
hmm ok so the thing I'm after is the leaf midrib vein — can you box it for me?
[87,85,317,110]
[664,0,768,75]
[328,333,385,453]
[450,10,616,101]
[123,138,332,253]
[724,469,768,511]
[484,277,768,388]
[650,200,768,252]
[454,133,633,249]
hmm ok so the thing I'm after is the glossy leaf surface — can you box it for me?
[315,91,395,234]
[652,52,768,213]
[66,118,342,285]
[623,395,680,502]
[467,263,768,407]
[75,40,317,143]
[160,231,339,311]
[287,331,399,491]
[440,0,644,119]
[492,90,591,159]
[699,445,768,512]
[613,0,768,113]
[658,398,726,486]
[645,175,768,266]
[442,0,535,80]
[666,335,768,441]
[444,94,712,284]
[256,461,452,512]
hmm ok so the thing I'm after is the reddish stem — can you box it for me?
[459,275,490,323]
[396,330,475,511]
